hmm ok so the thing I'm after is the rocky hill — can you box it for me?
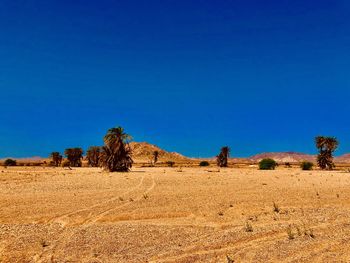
[129,142,189,163]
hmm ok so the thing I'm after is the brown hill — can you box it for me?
[249,152,316,163]
[129,142,189,163]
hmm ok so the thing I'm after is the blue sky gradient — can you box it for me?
[0,0,349,158]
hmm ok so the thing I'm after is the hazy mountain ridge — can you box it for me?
[248,152,317,163]
[2,143,350,164]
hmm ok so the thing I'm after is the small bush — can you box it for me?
[166,161,175,167]
[286,225,294,240]
[244,221,253,232]
[273,202,280,213]
[199,161,210,167]
[285,162,291,168]
[301,161,313,170]
[259,158,277,170]
[61,160,70,167]
[4,159,16,166]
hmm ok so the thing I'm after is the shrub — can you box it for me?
[61,160,71,167]
[286,225,294,240]
[273,202,280,213]
[4,159,17,166]
[301,161,314,170]
[166,161,175,167]
[259,158,277,170]
[244,221,253,232]
[199,161,210,167]
[285,162,291,168]
[31,162,43,167]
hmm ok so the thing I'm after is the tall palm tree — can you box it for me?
[216,146,230,167]
[100,126,133,172]
[86,146,101,167]
[315,136,338,170]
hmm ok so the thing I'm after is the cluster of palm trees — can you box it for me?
[214,136,339,170]
[50,126,133,172]
[50,126,340,172]
[64,148,84,167]
[50,152,63,167]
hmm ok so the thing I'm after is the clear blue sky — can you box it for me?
[1,0,349,158]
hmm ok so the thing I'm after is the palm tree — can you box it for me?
[100,126,133,172]
[64,148,84,167]
[315,136,338,170]
[86,146,101,167]
[50,152,62,167]
[216,146,230,167]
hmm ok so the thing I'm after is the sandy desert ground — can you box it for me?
[1,166,350,262]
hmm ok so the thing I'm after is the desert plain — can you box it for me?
[1,166,350,262]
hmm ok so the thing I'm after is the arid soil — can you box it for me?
[1,166,350,262]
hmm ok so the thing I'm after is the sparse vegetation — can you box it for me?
[226,255,234,263]
[244,221,253,232]
[199,161,210,166]
[64,148,84,167]
[86,146,101,167]
[301,161,314,170]
[152,150,159,166]
[61,160,70,167]
[166,161,175,167]
[40,239,49,248]
[287,223,315,240]
[100,126,133,172]
[286,225,294,240]
[4,159,16,166]
[315,136,338,170]
[216,146,230,167]
[273,202,280,213]
[259,158,277,170]
[285,162,291,168]
[50,152,62,167]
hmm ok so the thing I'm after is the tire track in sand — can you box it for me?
[36,174,156,263]
[47,174,146,225]
[83,173,156,225]
[149,229,284,263]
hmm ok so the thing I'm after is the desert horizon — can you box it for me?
[2,0,350,262]
[2,140,350,166]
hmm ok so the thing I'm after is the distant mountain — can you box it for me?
[248,152,316,163]
[2,145,349,165]
[335,154,350,163]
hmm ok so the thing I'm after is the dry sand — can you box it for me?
[1,166,350,262]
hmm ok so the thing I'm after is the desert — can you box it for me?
[1,164,350,262]
[2,1,349,262]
